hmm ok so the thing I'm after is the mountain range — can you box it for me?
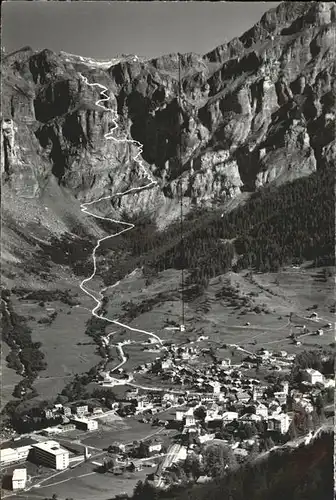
[2,1,335,286]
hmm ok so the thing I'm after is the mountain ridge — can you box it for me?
[1,1,335,285]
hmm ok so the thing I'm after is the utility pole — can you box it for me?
[178,52,185,332]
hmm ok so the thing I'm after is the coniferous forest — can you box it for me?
[131,431,333,500]
[99,164,334,288]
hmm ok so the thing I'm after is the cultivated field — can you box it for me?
[2,264,334,409]
[80,416,165,449]
[101,265,335,382]
[7,290,101,404]
[2,459,157,500]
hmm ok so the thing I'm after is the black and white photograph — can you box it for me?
[1,1,335,499]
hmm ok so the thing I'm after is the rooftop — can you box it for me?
[305,368,323,375]
[0,437,38,450]
[70,416,94,423]
[32,440,69,456]
[12,468,27,481]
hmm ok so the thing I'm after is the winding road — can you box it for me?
[78,75,166,372]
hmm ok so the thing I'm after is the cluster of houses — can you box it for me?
[43,403,100,434]
[11,402,101,442]
[99,343,334,484]
[2,333,334,493]
[100,343,334,439]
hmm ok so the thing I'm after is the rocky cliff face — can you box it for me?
[2,2,335,260]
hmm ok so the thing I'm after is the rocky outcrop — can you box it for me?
[1,1,335,227]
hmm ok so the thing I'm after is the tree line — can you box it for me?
[1,289,47,414]
[131,431,333,500]
[97,165,334,291]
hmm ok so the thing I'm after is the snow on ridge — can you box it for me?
[59,51,122,69]
[59,51,145,69]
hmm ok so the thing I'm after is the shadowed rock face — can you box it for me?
[1,2,335,219]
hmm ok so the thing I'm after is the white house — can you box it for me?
[268,400,282,416]
[70,417,98,431]
[222,411,238,423]
[252,387,264,401]
[161,359,173,370]
[236,391,250,403]
[208,381,221,395]
[163,393,178,404]
[12,468,27,490]
[198,434,215,444]
[267,413,291,434]
[239,413,262,423]
[303,369,324,385]
[147,442,162,454]
[185,414,196,427]
[73,405,89,416]
[125,389,138,400]
[135,400,153,414]
[323,378,335,388]
[176,408,188,421]
[281,381,289,395]
[274,391,287,405]
[221,358,231,368]
[255,403,268,419]
[205,409,221,423]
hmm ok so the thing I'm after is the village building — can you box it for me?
[89,406,103,416]
[281,381,289,395]
[125,389,139,401]
[221,358,231,369]
[267,413,291,434]
[222,411,239,423]
[185,413,196,427]
[302,368,324,385]
[0,437,38,466]
[176,408,189,421]
[42,424,76,437]
[233,447,249,458]
[70,417,98,431]
[252,387,265,401]
[267,400,282,416]
[235,391,250,404]
[109,442,126,453]
[146,441,162,454]
[274,391,287,405]
[239,413,263,423]
[72,405,89,417]
[12,468,27,490]
[62,406,72,416]
[255,403,268,419]
[32,441,69,470]
[207,381,222,395]
[44,409,54,419]
[198,433,215,444]
[161,359,173,370]
[135,400,153,414]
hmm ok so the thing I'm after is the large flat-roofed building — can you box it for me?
[12,468,27,490]
[32,441,69,470]
[0,437,38,466]
[70,417,98,431]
